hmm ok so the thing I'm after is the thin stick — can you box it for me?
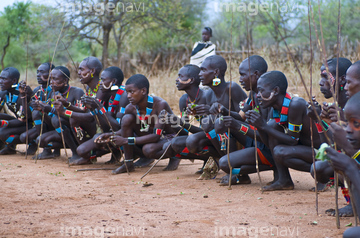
[308,0,318,215]
[76,168,115,171]
[246,11,262,192]
[141,117,195,180]
[25,35,29,159]
[226,10,234,190]
[35,21,66,164]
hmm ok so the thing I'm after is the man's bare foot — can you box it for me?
[309,182,329,192]
[262,180,294,191]
[163,158,181,171]
[0,146,16,155]
[219,174,251,186]
[105,150,122,164]
[52,149,60,157]
[195,160,207,174]
[134,158,154,168]
[69,155,91,165]
[112,162,135,174]
[27,143,38,155]
[32,148,54,160]
[325,204,354,217]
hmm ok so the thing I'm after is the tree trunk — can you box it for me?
[102,23,112,68]
[1,35,11,70]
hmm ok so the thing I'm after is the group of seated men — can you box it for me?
[2,54,360,236]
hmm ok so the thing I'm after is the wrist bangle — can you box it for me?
[239,124,249,135]
[128,137,136,145]
[64,110,73,118]
[65,102,71,108]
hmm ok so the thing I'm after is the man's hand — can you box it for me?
[81,96,100,110]
[328,104,344,122]
[220,116,239,130]
[245,110,265,130]
[188,104,210,116]
[306,96,321,121]
[53,100,65,115]
[325,147,358,176]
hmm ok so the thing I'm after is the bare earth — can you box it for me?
[0,145,351,238]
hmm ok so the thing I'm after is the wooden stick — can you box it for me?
[226,10,234,190]
[35,21,66,164]
[308,0,318,215]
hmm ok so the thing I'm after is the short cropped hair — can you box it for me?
[204,55,227,78]
[82,56,103,76]
[2,67,20,82]
[103,66,124,86]
[125,74,149,94]
[182,64,201,85]
[53,66,70,80]
[259,70,288,95]
[323,57,352,77]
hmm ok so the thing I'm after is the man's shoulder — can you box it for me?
[70,86,85,94]
[289,96,306,108]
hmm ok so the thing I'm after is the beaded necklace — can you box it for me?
[86,80,101,98]
[136,95,153,132]
[273,93,292,125]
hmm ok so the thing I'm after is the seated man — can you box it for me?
[56,56,116,164]
[214,55,274,185]
[246,70,321,191]
[20,62,60,159]
[37,66,84,160]
[185,55,247,175]
[311,60,360,217]
[96,74,181,174]
[75,66,128,165]
[325,91,360,237]
[162,64,219,172]
[0,67,33,155]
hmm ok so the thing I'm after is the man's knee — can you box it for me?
[121,114,136,128]
[311,160,333,183]
[273,145,288,162]
[219,156,229,171]
[171,137,185,154]
[142,144,156,158]
[186,134,199,154]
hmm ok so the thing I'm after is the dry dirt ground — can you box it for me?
[0,145,353,238]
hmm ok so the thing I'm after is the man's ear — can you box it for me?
[140,87,147,95]
[273,86,280,96]
[90,68,96,75]
[214,68,220,77]
[339,75,346,86]
[189,77,195,84]
[11,78,17,85]
[253,70,260,79]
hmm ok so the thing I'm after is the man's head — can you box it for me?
[125,74,149,105]
[100,66,124,92]
[50,66,70,92]
[176,64,200,91]
[0,67,20,91]
[344,61,360,99]
[239,55,268,91]
[202,27,212,42]
[78,56,103,84]
[344,91,360,149]
[257,71,288,108]
[37,62,55,85]
[319,57,352,99]
[199,55,227,86]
